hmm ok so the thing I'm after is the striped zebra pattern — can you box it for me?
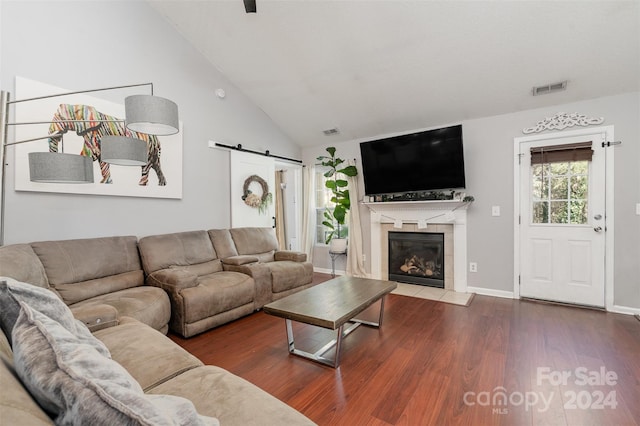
[47,104,166,186]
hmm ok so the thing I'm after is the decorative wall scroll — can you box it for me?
[522,112,605,134]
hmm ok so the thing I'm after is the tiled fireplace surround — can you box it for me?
[364,201,469,293]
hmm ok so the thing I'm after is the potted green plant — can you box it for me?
[316,147,358,253]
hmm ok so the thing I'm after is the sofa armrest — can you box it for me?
[146,268,199,292]
[71,304,119,332]
[222,263,273,308]
[221,255,259,266]
[274,250,307,263]
[221,262,268,277]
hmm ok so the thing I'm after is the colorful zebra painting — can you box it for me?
[47,104,166,185]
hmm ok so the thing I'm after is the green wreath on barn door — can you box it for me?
[242,175,273,215]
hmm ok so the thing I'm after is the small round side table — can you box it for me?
[329,249,347,278]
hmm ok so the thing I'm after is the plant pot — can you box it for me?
[329,238,348,254]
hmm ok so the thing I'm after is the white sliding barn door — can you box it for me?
[230,151,275,228]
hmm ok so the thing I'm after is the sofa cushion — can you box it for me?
[70,286,171,333]
[181,272,255,323]
[12,302,218,426]
[0,352,52,426]
[31,236,143,304]
[0,277,106,351]
[55,270,145,305]
[0,244,50,289]
[0,325,12,364]
[148,365,316,426]
[173,260,223,277]
[138,231,218,274]
[274,251,307,263]
[94,317,203,392]
[208,229,238,258]
[267,261,314,293]
[228,227,278,262]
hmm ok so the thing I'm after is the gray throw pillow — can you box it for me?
[12,302,219,426]
[0,276,106,354]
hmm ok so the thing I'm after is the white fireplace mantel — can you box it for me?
[363,200,470,211]
[363,201,470,293]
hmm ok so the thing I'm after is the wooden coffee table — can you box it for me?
[263,276,397,368]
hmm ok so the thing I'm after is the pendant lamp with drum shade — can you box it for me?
[0,83,179,245]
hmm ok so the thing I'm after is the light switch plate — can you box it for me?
[492,206,501,216]
[636,203,640,215]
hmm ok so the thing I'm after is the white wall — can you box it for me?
[2,1,637,310]
[303,92,640,310]
[0,1,300,244]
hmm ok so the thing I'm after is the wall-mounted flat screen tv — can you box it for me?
[359,124,466,195]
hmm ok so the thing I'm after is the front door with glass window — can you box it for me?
[519,133,606,307]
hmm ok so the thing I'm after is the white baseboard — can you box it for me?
[466,290,640,316]
[314,267,346,276]
[308,278,638,317]
[609,304,640,316]
[466,286,515,299]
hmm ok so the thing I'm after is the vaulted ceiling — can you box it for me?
[148,1,639,147]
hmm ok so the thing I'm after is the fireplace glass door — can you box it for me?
[388,232,444,288]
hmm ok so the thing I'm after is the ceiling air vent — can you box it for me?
[323,127,340,136]
[532,80,567,96]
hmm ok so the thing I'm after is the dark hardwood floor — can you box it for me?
[170,273,640,425]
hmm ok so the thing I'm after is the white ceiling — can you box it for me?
[148,0,639,147]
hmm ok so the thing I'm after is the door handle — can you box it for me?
[593,226,603,233]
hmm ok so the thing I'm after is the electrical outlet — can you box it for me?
[362,254,366,263]
[469,262,478,273]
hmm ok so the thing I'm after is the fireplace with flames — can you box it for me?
[388,231,444,288]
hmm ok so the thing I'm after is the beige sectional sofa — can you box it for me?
[138,230,258,338]
[0,279,314,425]
[210,228,315,303]
[0,227,316,425]
[0,237,171,333]
[139,228,314,338]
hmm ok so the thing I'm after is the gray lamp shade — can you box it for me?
[125,94,179,136]
[101,136,147,166]
[28,152,94,183]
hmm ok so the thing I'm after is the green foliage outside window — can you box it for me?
[532,161,589,224]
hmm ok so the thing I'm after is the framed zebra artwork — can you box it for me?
[13,77,183,199]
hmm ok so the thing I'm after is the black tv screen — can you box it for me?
[359,125,466,195]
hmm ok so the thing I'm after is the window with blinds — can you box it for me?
[531,142,592,225]
[530,142,593,164]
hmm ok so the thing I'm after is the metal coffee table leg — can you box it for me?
[284,296,388,368]
[286,319,348,367]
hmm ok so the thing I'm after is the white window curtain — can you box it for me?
[346,159,367,277]
[274,170,286,250]
[301,164,316,262]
